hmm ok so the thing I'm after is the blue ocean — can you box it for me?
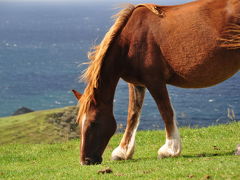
[0,0,239,130]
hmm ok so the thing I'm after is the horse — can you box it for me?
[73,0,240,165]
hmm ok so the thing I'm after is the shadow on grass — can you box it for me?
[182,151,235,158]
[103,156,157,165]
[103,151,235,165]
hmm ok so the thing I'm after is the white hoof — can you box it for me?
[111,146,134,160]
[158,138,181,159]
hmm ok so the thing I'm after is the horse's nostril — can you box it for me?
[94,156,103,164]
[84,157,93,165]
[81,157,102,165]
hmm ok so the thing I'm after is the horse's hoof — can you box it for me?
[158,152,181,159]
[111,146,134,160]
[158,151,181,159]
[111,155,124,161]
[111,146,126,160]
[157,138,181,159]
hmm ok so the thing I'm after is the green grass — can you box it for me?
[0,122,239,179]
[0,107,74,144]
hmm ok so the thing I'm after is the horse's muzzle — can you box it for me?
[81,156,102,165]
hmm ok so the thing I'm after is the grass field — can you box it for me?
[0,116,239,179]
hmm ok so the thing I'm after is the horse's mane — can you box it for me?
[77,4,136,123]
[76,3,186,123]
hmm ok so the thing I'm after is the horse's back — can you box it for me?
[119,0,240,88]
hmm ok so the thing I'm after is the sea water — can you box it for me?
[0,1,239,130]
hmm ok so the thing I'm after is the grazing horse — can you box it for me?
[74,0,240,165]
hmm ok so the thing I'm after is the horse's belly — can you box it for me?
[167,50,240,88]
[168,69,239,88]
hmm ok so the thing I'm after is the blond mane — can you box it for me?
[77,4,136,123]
[76,3,174,123]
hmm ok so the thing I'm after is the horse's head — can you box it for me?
[72,89,117,165]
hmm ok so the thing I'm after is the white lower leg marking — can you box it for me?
[158,105,181,158]
[111,119,139,160]
[128,120,139,152]
[158,125,181,158]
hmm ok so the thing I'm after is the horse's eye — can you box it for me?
[90,122,97,128]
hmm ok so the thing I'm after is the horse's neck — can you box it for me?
[93,58,120,111]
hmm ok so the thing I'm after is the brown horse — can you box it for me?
[74,0,240,165]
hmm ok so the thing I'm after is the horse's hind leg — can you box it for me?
[146,81,181,158]
[111,83,146,160]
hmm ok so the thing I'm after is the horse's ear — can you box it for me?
[72,89,82,100]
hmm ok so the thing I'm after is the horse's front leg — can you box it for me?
[111,83,146,160]
[146,81,181,158]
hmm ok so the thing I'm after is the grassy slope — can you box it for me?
[0,122,239,180]
[0,107,75,144]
